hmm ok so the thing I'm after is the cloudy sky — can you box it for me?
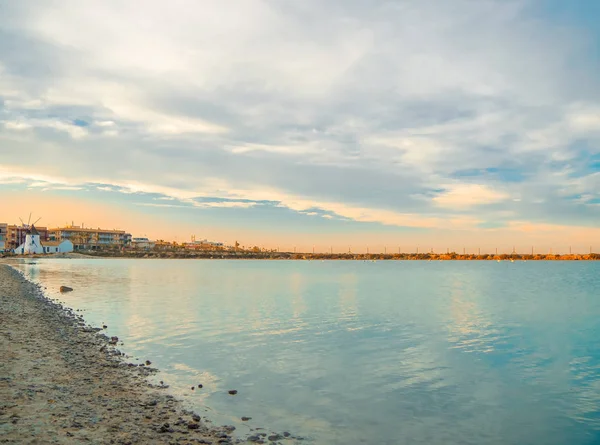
[1,0,599,252]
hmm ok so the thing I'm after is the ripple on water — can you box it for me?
[11,259,600,445]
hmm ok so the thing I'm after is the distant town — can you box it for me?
[0,221,228,254]
[0,219,598,261]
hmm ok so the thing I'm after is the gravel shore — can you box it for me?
[0,264,240,444]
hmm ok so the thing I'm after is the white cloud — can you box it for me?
[433,184,510,209]
[135,202,192,209]
[567,103,600,133]
[191,201,257,209]
[0,0,599,233]
[94,120,115,127]
[228,143,318,156]
[4,121,32,131]
[137,200,257,209]
[3,118,88,139]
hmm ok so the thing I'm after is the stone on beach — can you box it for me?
[228,390,238,395]
[59,286,73,293]
[0,264,247,444]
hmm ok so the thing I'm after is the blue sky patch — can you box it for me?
[72,119,89,127]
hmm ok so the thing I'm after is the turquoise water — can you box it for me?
[11,259,600,444]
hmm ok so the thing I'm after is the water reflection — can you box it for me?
[9,259,600,445]
[338,273,358,323]
[446,277,500,354]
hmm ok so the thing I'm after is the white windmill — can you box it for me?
[18,214,44,254]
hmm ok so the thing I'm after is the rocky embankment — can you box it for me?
[0,264,244,444]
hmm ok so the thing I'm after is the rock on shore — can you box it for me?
[0,264,245,444]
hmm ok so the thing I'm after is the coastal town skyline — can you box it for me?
[1,210,598,255]
[2,1,600,251]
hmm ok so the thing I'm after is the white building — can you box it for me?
[131,237,156,249]
[15,226,74,254]
[19,226,44,254]
[41,240,74,254]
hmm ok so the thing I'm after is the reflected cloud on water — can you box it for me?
[10,259,600,445]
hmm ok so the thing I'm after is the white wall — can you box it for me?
[15,239,74,254]
[23,234,44,254]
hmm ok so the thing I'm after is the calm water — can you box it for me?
[10,259,600,444]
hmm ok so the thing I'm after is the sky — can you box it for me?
[1,0,599,253]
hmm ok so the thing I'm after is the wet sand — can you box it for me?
[0,264,241,444]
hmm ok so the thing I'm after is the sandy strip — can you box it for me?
[0,264,241,445]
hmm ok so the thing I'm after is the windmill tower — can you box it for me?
[19,214,44,254]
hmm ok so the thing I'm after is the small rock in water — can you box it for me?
[145,360,151,365]
[268,434,282,441]
[192,414,201,422]
[283,432,291,437]
[228,390,238,395]
[198,384,203,388]
[109,336,119,345]
[191,386,195,390]
[59,286,73,293]
[241,417,252,421]
[103,325,107,329]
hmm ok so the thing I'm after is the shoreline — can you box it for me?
[3,252,599,261]
[0,264,265,444]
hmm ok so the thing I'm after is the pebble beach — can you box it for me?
[0,264,244,444]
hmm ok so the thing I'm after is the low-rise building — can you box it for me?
[154,240,177,250]
[131,237,156,249]
[0,223,6,251]
[184,239,224,250]
[48,225,132,249]
[41,240,74,254]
